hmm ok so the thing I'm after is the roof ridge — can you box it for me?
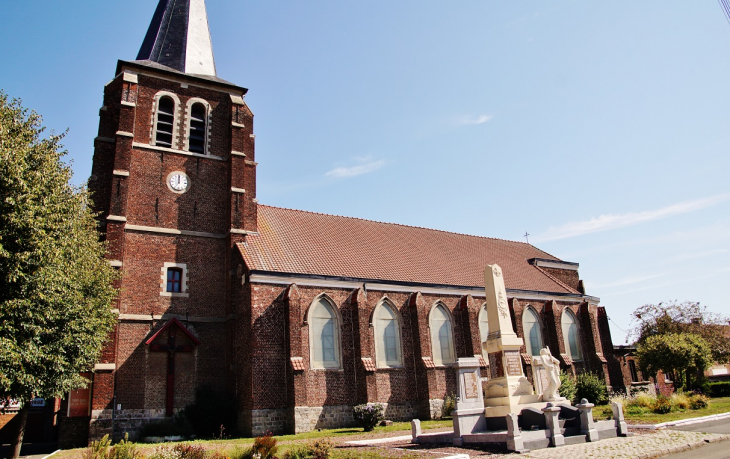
[257,203,558,256]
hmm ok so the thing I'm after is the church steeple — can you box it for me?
[136,0,217,76]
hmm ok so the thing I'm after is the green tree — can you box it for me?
[630,301,730,364]
[637,333,713,391]
[0,92,117,458]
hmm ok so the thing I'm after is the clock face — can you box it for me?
[168,173,189,192]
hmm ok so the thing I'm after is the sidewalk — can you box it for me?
[346,423,730,458]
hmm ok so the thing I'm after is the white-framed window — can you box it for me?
[373,300,403,368]
[561,308,583,361]
[429,303,455,366]
[522,306,544,357]
[160,262,188,297]
[309,295,342,369]
[185,98,210,154]
[153,93,180,148]
[478,303,489,359]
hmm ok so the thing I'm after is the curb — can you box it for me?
[630,411,730,430]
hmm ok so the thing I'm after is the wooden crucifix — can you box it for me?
[146,318,200,417]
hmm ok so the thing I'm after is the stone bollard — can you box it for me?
[576,398,599,442]
[411,419,422,443]
[505,413,525,452]
[611,402,629,437]
[542,403,565,447]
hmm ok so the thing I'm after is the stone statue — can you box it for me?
[540,347,561,402]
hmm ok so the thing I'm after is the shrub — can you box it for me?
[252,432,278,459]
[633,392,656,409]
[182,386,238,438]
[210,451,232,459]
[139,414,195,438]
[282,439,333,459]
[282,445,310,459]
[353,403,384,432]
[307,439,333,459]
[652,396,672,414]
[173,444,208,459]
[109,434,143,459]
[689,394,709,410]
[148,445,182,459]
[708,381,730,398]
[83,434,112,459]
[441,394,456,418]
[670,393,690,410]
[575,373,608,405]
[558,371,577,402]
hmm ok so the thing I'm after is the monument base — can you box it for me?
[484,398,569,418]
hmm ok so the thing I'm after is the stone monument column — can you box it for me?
[483,264,540,417]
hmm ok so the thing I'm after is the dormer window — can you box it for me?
[188,103,207,154]
[155,96,175,147]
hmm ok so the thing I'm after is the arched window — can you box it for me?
[188,102,207,154]
[374,301,402,367]
[478,304,489,358]
[522,307,543,356]
[309,296,341,369]
[561,309,583,361]
[155,96,175,148]
[429,304,455,365]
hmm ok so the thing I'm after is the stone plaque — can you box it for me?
[488,352,504,378]
[505,350,522,376]
[463,372,480,400]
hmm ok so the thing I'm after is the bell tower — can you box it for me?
[86,0,256,440]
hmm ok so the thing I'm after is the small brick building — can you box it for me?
[69,0,632,442]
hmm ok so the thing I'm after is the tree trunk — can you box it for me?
[11,402,30,459]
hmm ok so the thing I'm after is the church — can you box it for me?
[61,0,633,443]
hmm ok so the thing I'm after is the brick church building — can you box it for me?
[66,0,632,442]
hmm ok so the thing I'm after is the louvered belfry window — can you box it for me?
[188,103,207,153]
[155,97,175,147]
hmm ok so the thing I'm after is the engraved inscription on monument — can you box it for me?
[505,350,522,376]
[488,352,504,378]
[464,372,480,400]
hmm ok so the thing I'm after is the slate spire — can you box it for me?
[136,0,217,76]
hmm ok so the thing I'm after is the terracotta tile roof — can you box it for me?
[290,357,305,371]
[238,205,578,294]
[361,358,376,372]
[475,355,488,368]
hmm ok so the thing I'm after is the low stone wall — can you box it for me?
[249,408,289,436]
[429,399,445,419]
[294,405,358,433]
[381,402,418,421]
[89,409,166,442]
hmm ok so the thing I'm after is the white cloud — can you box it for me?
[454,114,493,126]
[588,272,670,290]
[325,157,386,178]
[533,194,730,242]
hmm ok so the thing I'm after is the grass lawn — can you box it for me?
[53,419,453,459]
[593,396,730,425]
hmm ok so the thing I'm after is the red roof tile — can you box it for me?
[238,205,577,294]
[361,358,376,372]
[290,357,305,371]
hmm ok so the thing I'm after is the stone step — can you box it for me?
[564,434,587,446]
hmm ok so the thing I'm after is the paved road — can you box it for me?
[659,418,730,458]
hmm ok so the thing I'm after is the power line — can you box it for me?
[719,0,730,26]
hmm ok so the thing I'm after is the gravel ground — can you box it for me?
[336,428,730,458]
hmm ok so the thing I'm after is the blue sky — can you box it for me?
[2,1,729,343]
